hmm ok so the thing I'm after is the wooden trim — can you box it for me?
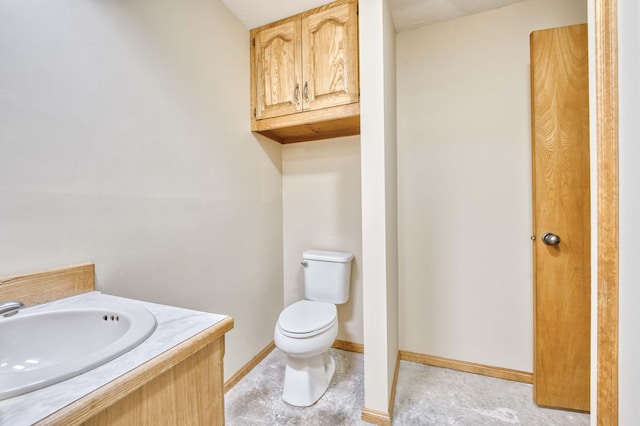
[399,350,533,384]
[224,341,276,393]
[361,408,391,426]
[252,103,360,144]
[333,339,364,353]
[252,102,359,132]
[388,351,401,416]
[0,264,95,307]
[360,351,399,425]
[595,0,619,423]
[37,317,234,425]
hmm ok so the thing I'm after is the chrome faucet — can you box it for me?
[0,300,24,317]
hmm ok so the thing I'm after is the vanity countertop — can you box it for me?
[0,291,230,426]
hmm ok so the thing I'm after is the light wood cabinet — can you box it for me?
[250,0,359,143]
[38,320,233,426]
[253,19,300,121]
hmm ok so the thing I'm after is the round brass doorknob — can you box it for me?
[542,232,561,245]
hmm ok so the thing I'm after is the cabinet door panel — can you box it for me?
[301,1,358,112]
[254,21,301,119]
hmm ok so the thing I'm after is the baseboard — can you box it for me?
[361,407,391,426]
[399,350,533,384]
[333,339,364,353]
[224,341,276,393]
[360,350,400,425]
[388,351,401,415]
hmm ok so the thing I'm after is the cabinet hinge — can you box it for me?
[252,38,255,48]
[357,3,359,15]
[253,108,256,118]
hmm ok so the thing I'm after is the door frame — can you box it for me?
[594,0,619,423]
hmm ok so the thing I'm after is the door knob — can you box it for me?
[541,232,561,245]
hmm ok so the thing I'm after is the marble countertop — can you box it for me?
[0,292,229,426]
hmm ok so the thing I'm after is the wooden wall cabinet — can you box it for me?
[250,0,359,143]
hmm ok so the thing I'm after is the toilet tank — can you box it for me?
[302,250,353,304]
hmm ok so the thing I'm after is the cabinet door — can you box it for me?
[301,1,358,112]
[253,20,302,120]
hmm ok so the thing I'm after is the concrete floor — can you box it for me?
[224,348,590,425]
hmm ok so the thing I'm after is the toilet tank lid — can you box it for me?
[303,250,353,263]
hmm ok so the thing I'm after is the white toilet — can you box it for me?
[274,249,353,407]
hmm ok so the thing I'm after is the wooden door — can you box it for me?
[253,20,302,120]
[301,0,359,112]
[530,24,590,412]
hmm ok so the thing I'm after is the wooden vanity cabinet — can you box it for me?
[0,264,233,426]
[250,0,359,143]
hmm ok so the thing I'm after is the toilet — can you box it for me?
[274,249,353,407]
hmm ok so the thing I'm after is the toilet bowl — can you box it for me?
[274,300,338,407]
[274,250,353,407]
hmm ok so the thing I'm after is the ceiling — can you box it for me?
[220,0,529,32]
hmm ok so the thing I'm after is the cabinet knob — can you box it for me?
[304,81,309,102]
[295,83,300,105]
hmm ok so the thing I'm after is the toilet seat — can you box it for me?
[277,300,337,338]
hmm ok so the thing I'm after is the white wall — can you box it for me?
[396,0,587,371]
[360,0,399,414]
[0,0,283,379]
[618,0,640,422]
[282,136,363,343]
[383,0,400,410]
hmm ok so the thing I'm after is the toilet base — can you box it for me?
[282,352,336,407]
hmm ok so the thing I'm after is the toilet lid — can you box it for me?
[278,300,337,337]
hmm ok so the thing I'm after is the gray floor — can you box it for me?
[225,348,590,425]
